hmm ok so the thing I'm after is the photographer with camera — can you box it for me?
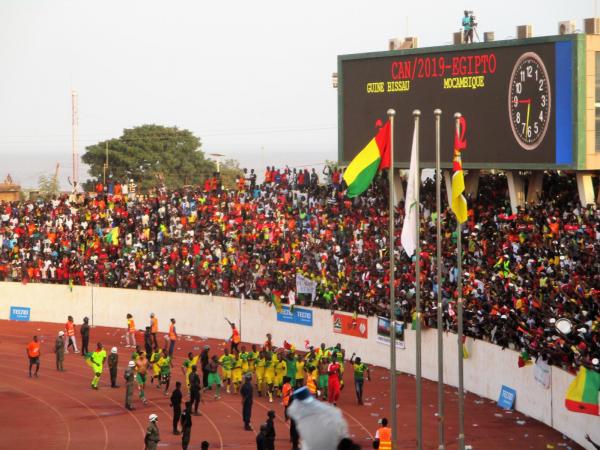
[462,10,476,43]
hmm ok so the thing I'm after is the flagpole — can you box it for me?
[387,108,398,449]
[434,108,445,450]
[454,112,466,450]
[413,109,422,450]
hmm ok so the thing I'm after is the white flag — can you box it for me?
[401,125,418,256]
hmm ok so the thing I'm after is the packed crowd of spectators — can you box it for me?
[0,167,598,372]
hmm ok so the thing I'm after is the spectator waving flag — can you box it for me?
[343,120,391,198]
[104,227,119,246]
[451,116,468,224]
[272,292,283,313]
[565,366,600,415]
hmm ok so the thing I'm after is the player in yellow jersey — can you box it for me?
[254,350,266,397]
[274,352,287,398]
[231,353,243,393]
[295,354,306,387]
[218,348,234,393]
[247,344,259,373]
[264,351,276,403]
[150,345,162,386]
[181,352,199,390]
[239,346,250,374]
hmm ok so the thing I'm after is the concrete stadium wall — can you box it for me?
[0,282,597,449]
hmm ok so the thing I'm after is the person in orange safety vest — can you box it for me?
[125,313,136,348]
[374,417,392,450]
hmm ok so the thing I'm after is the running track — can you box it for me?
[0,320,581,449]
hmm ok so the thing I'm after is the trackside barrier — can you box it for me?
[0,282,596,449]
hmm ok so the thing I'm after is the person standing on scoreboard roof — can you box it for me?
[124,360,136,410]
[64,315,79,353]
[26,335,41,378]
[80,316,90,356]
[55,331,65,371]
[108,346,119,388]
[462,10,473,44]
[144,414,160,450]
[225,317,241,355]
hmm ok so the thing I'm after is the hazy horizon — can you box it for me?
[0,0,594,189]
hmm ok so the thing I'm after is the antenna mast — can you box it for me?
[71,90,79,192]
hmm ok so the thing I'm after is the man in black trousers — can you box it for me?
[264,410,275,450]
[189,366,202,416]
[180,401,193,450]
[170,381,182,435]
[80,317,90,356]
[200,345,210,389]
[240,373,254,431]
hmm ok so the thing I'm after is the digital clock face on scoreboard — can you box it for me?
[508,52,551,151]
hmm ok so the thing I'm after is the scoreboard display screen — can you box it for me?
[338,36,576,169]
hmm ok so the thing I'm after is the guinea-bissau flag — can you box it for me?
[272,292,283,313]
[565,366,600,415]
[343,120,391,198]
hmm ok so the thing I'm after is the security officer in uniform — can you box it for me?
[108,347,119,388]
[124,360,136,410]
[240,373,254,431]
[189,365,202,415]
[180,401,193,450]
[55,331,65,371]
[145,414,160,450]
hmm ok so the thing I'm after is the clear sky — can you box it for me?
[0,0,595,188]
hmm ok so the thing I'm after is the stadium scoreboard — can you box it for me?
[338,35,582,170]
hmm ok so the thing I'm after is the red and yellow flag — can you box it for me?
[343,121,391,198]
[451,116,468,224]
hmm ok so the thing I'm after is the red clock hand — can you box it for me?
[517,99,531,104]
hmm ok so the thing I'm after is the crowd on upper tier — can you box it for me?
[0,167,599,372]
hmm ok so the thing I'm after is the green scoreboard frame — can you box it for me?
[337,34,586,170]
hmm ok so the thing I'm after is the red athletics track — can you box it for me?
[0,320,581,450]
